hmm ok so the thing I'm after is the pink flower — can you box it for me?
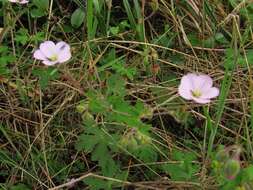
[33,41,71,66]
[178,73,219,104]
[9,0,29,4]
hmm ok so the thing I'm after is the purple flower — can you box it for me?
[178,73,219,104]
[33,41,71,66]
[9,0,29,4]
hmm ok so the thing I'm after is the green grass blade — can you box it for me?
[123,0,136,29]
[207,18,239,157]
[87,0,95,40]
[133,0,145,42]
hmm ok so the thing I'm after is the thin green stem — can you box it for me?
[207,16,239,157]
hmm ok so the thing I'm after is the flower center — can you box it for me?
[191,89,202,98]
[48,54,58,61]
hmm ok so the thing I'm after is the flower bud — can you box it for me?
[76,100,89,113]
[136,132,151,144]
[224,159,240,180]
[235,186,246,190]
[149,0,159,12]
[140,105,153,120]
[120,136,138,150]
[216,149,229,163]
[150,48,158,62]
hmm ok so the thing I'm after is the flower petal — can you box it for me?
[58,50,71,63]
[192,97,211,104]
[42,60,58,66]
[39,41,57,58]
[33,50,46,60]
[192,74,213,91]
[19,0,29,3]
[201,87,219,99]
[178,74,195,100]
[56,41,70,52]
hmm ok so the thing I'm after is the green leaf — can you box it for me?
[75,133,100,152]
[109,26,119,35]
[162,149,199,181]
[241,165,253,182]
[214,33,228,44]
[30,32,45,43]
[0,46,15,76]
[62,25,74,33]
[32,0,49,11]
[163,163,191,181]
[92,143,118,176]
[32,67,59,89]
[10,184,30,190]
[134,145,157,162]
[119,20,130,30]
[30,8,46,18]
[71,8,85,28]
[87,90,110,113]
[76,123,121,179]
[111,62,136,80]
[107,74,126,96]
[15,28,30,45]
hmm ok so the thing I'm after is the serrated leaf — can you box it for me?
[134,145,157,162]
[31,32,45,43]
[107,74,126,96]
[162,149,199,181]
[163,163,191,181]
[15,28,30,45]
[32,67,59,89]
[88,94,109,114]
[0,47,15,77]
[75,133,100,152]
[92,143,118,176]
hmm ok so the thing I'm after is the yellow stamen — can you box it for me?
[49,55,58,61]
[191,89,202,98]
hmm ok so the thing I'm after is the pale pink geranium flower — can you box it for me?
[178,73,219,104]
[9,0,29,4]
[33,41,71,66]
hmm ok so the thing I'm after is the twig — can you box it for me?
[49,173,160,190]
